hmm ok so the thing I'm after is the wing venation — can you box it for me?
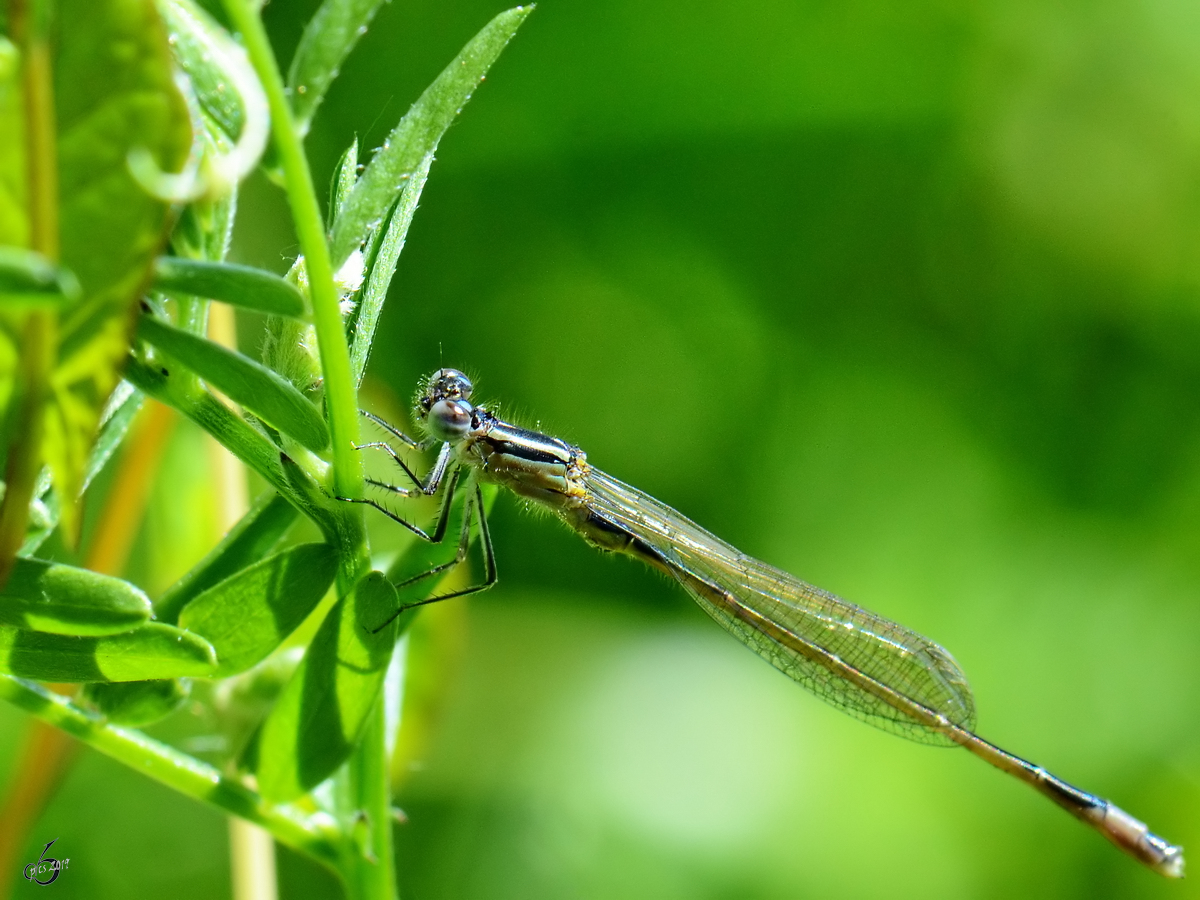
[582,469,976,746]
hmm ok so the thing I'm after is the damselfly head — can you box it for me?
[417,368,474,412]
[416,368,476,441]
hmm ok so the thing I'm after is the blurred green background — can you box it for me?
[6,0,1200,896]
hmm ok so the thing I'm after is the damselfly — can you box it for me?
[344,367,1184,878]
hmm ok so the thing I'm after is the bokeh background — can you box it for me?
[5,0,1200,897]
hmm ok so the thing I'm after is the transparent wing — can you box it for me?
[583,469,976,746]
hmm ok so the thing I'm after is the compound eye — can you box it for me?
[427,399,473,441]
[429,368,473,401]
[443,369,473,400]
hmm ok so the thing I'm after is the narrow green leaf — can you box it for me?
[0,621,217,682]
[348,153,432,388]
[153,257,307,319]
[252,571,399,801]
[287,0,388,137]
[123,358,339,538]
[280,453,335,521]
[17,472,54,559]
[157,491,299,624]
[0,246,81,304]
[0,556,152,635]
[330,5,534,266]
[158,0,251,259]
[137,314,330,452]
[19,480,56,558]
[82,677,190,726]
[330,138,358,222]
[82,381,143,493]
[179,543,337,676]
[158,0,245,141]
[48,0,194,542]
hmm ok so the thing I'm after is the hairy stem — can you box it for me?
[218,0,363,505]
[214,4,386,899]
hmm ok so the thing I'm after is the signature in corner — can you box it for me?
[23,838,69,887]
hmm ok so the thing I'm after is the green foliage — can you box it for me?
[156,490,299,623]
[157,0,246,140]
[0,35,22,245]
[44,0,193,541]
[0,0,191,557]
[82,677,191,726]
[329,6,533,266]
[20,383,145,557]
[330,137,359,222]
[123,356,339,535]
[81,384,144,492]
[54,0,190,317]
[3,0,1197,892]
[137,313,331,452]
[179,542,337,676]
[348,153,433,389]
[0,0,535,896]
[287,0,388,137]
[0,621,216,681]
[1,0,1196,892]
[251,570,399,801]
[0,556,151,635]
[0,246,80,303]
[153,257,307,318]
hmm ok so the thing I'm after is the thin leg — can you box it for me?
[391,484,496,593]
[360,409,422,449]
[341,466,462,543]
[388,503,477,592]
[339,438,453,528]
[354,440,425,492]
[363,439,449,497]
[364,475,422,500]
[355,408,449,493]
[369,484,498,634]
[395,484,497,608]
[354,437,452,496]
[416,442,453,497]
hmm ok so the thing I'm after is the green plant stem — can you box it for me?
[12,0,59,260]
[0,674,345,871]
[0,313,54,584]
[219,0,362,505]
[0,0,59,581]
[347,700,395,898]
[215,5,387,899]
